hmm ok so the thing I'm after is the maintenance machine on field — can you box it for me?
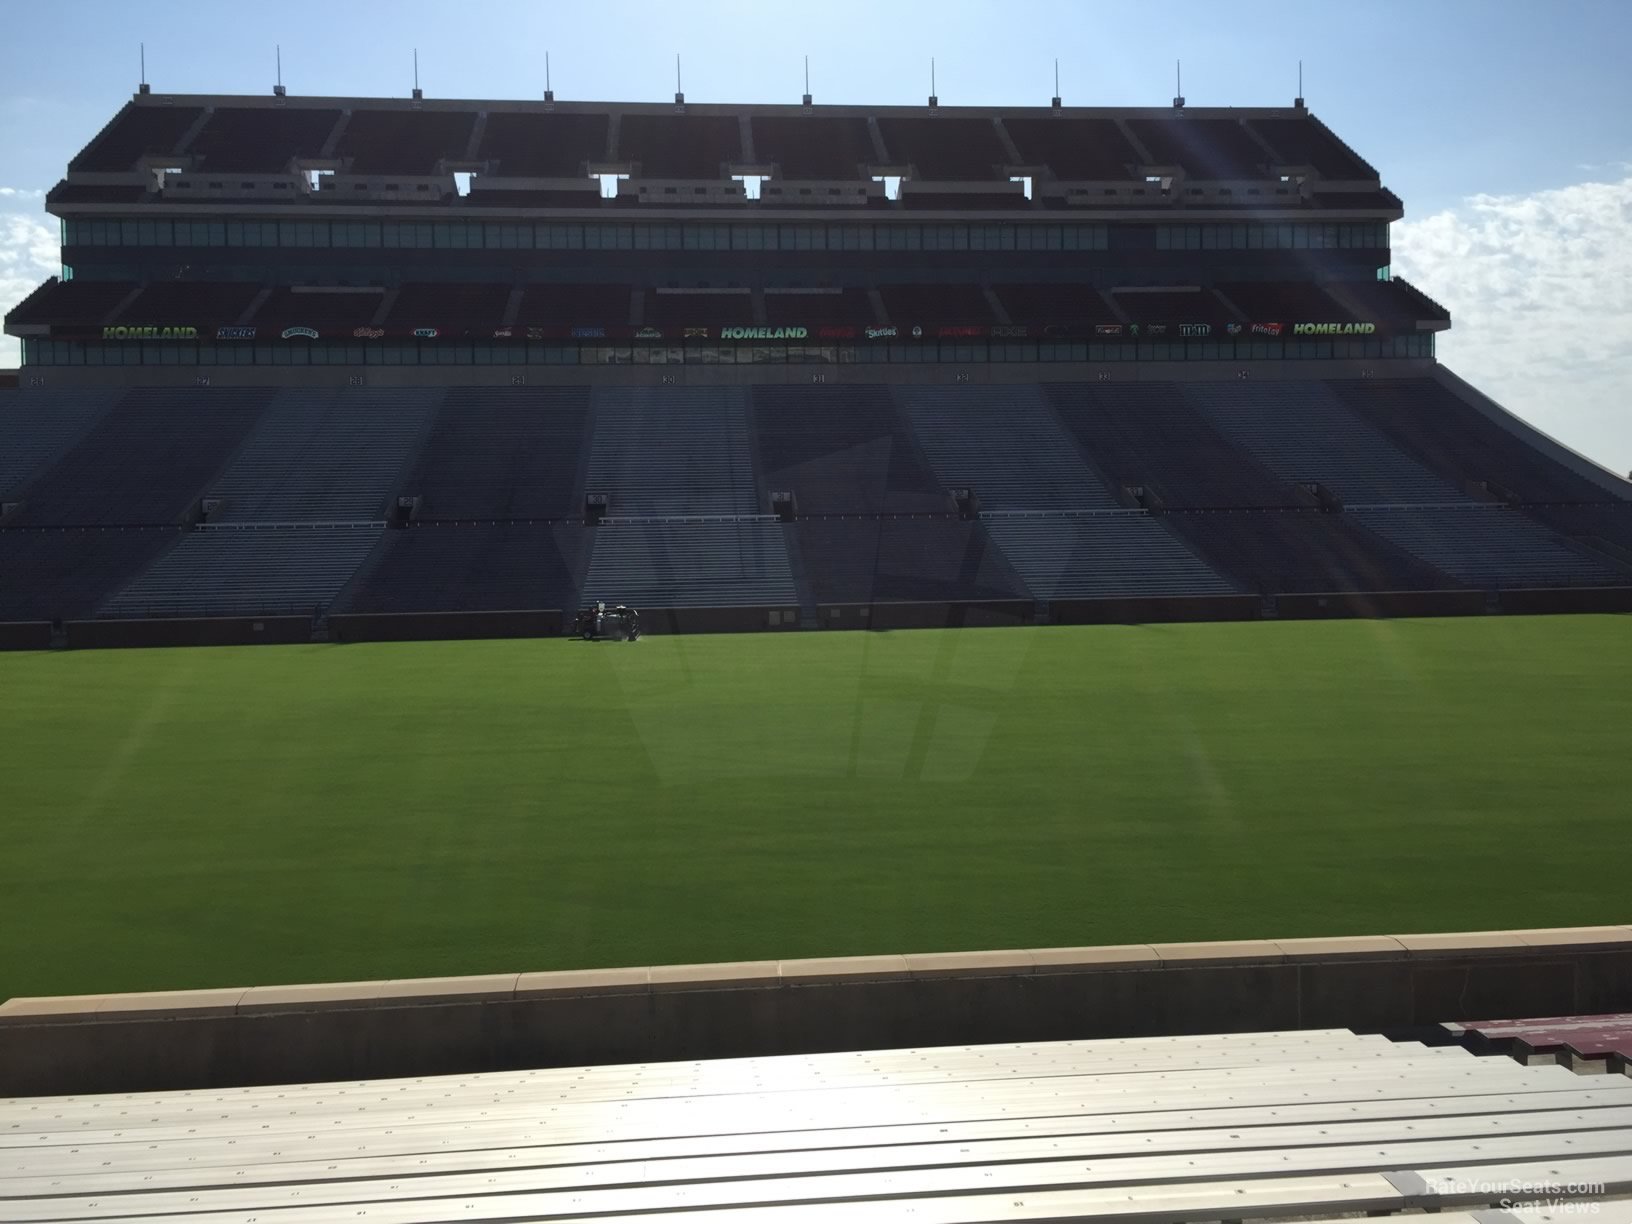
[575,602,641,641]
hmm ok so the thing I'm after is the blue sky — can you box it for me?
[1,0,1629,468]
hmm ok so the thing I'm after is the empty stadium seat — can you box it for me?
[1348,505,1629,588]
[897,385,1119,512]
[581,521,796,607]
[475,111,610,176]
[618,113,742,179]
[0,527,180,621]
[1126,117,1271,179]
[185,107,342,173]
[1184,381,1472,506]
[751,384,950,516]
[796,518,1028,605]
[876,117,1008,180]
[1249,115,1378,179]
[337,523,585,614]
[207,388,440,523]
[332,110,475,176]
[878,284,995,325]
[404,387,589,521]
[101,525,385,618]
[68,103,204,172]
[0,389,121,496]
[749,115,876,180]
[1001,116,1142,180]
[585,388,760,517]
[984,514,1237,599]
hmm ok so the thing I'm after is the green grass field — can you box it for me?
[1,615,1628,999]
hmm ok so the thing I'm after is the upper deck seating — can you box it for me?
[383,283,510,328]
[333,110,476,175]
[115,281,262,325]
[1110,288,1231,326]
[514,284,633,327]
[253,287,386,328]
[476,111,610,176]
[0,528,181,621]
[618,113,741,179]
[645,291,752,328]
[1249,115,1378,179]
[1002,116,1141,180]
[585,387,759,517]
[897,385,1119,511]
[1217,281,1352,322]
[1046,383,1306,509]
[405,387,589,521]
[1184,381,1471,506]
[1126,117,1271,180]
[876,116,1007,180]
[68,103,204,171]
[4,279,136,327]
[185,107,341,173]
[878,283,995,325]
[749,116,876,180]
[207,388,439,523]
[751,384,950,516]
[993,284,1118,324]
[7,389,271,527]
[764,289,873,326]
[337,522,585,614]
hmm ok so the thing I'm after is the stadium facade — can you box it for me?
[3,89,1630,643]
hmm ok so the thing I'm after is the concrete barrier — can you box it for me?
[3,926,1629,1096]
[1275,590,1487,619]
[329,609,563,642]
[865,599,1036,630]
[637,606,802,634]
[0,621,51,651]
[1496,587,1632,615]
[64,616,313,649]
[1049,595,1261,625]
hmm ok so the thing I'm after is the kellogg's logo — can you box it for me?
[352,327,385,339]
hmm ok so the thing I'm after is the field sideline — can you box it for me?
[1,615,1628,1000]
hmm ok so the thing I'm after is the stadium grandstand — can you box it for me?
[3,88,1629,642]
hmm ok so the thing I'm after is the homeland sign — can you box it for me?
[102,326,198,340]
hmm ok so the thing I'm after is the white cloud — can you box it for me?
[0,198,60,368]
[1392,174,1632,478]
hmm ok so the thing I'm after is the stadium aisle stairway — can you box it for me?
[207,388,440,523]
[0,389,119,496]
[5,388,272,527]
[1185,381,1472,507]
[750,385,950,516]
[1347,505,1630,588]
[586,388,759,517]
[897,385,1120,511]
[403,387,591,521]
[99,525,384,618]
[336,523,586,614]
[983,514,1238,599]
[582,521,797,608]
[0,528,180,622]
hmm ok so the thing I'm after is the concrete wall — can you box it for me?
[64,615,313,649]
[3,927,1630,1097]
[329,609,563,642]
[0,621,51,650]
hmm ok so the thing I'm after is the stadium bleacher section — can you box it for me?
[876,116,1008,180]
[619,113,742,179]
[585,387,759,517]
[751,384,950,516]
[1348,505,1628,589]
[474,111,611,176]
[581,520,797,609]
[338,522,584,615]
[0,388,119,496]
[5,388,270,527]
[68,104,203,172]
[184,106,341,173]
[1126,116,1272,179]
[404,386,589,521]
[1002,115,1142,179]
[206,387,438,523]
[984,513,1237,600]
[796,517,1028,605]
[0,527,179,622]
[749,115,876,180]
[101,524,384,618]
[331,109,476,176]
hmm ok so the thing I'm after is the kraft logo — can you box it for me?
[412,327,439,339]
[352,327,385,339]
[864,326,897,339]
[571,326,606,338]
[719,326,808,340]
[215,326,256,340]
[280,326,318,340]
[1293,322,1377,335]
